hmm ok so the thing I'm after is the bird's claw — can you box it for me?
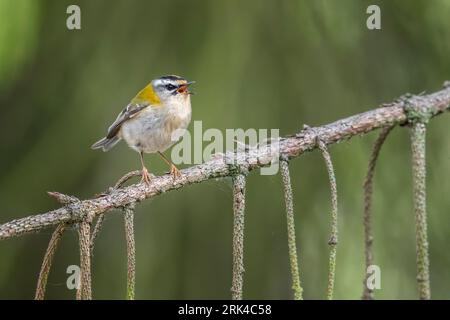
[141,167,152,185]
[170,165,182,180]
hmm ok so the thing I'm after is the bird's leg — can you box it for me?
[158,152,181,179]
[139,151,151,184]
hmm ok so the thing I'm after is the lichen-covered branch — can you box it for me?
[280,159,303,300]
[123,203,136,300]
[0,84,449,240]
[410,122,431,299]
[316,139,338,300]
[78,220,92,300]
[90,214,105,256]
[34,223,67,300]
[231,174,247,300]
[361,126,394,300]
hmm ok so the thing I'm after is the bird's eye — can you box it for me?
[165,84,177,91]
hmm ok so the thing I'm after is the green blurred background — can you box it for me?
[0,0,449,299]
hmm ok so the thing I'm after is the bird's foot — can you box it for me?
[141,167,152,185]
[170,164,182,180]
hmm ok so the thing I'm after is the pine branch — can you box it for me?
[0,84,449,241]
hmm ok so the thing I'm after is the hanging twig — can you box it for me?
[231,173,247,300]
[77,219,93,300]
[316,138,339,300]
[280,159,303,300]
[410,122,431,299]
[90,214,105,256]
[34,191,79,300]
[34,223,67,300]
[123,203,136,300]
[361,126,394,300]
[402,95,432,300]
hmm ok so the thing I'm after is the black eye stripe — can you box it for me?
[165,84,177,91]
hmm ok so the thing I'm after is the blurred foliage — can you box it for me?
[0,0,449,299]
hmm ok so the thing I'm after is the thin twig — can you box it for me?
[90,214,105,256]
[78,220,92,300]
[34,223,67,300]
[34,192,78,300]
[317,138,338,300]
[47,192,79,205]
[231,174,247,300]
[362,126,394,300]
[280,159,303,300]
[1,85,449,240]
[123,203,136,300]
[410,122,431,299]
[114,170,142,189]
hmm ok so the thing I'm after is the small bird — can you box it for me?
[91,75,194,184]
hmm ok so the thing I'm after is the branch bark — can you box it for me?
[1,85,449,240]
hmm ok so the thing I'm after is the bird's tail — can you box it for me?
[91,136,120,152]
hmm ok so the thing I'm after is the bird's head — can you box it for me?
[133,75,194,106]
[153,75,194,103]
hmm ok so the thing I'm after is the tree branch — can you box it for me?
[1,84,449,240]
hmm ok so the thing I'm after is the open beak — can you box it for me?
[177,81,195,95]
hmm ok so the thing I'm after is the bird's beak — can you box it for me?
[177,81,195,95]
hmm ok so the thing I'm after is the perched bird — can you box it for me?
[91,75,194,184]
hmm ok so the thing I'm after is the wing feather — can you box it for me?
[106,102,150,139]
